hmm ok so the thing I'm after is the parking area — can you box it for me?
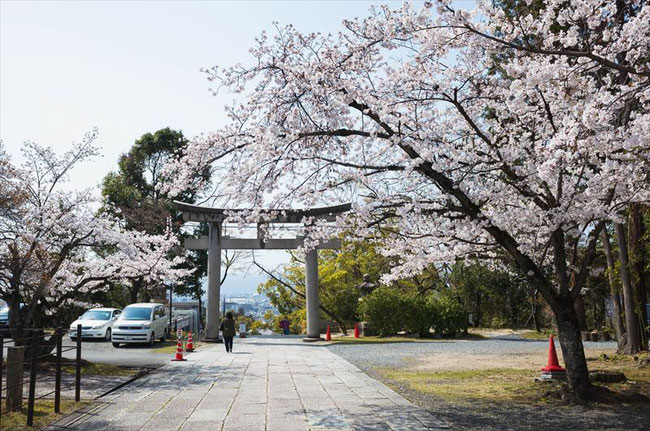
[59,338,174,368]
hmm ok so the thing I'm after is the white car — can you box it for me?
[69,308,122,341]
[111,303,168,348]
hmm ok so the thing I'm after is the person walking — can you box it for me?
[220,311,236,353]
[279,316,291,335]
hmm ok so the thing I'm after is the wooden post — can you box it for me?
[75,324,81,402]
[27,333,37,426]
[5,346,24,413]
[0,335,3,420]
[55,327,62,413]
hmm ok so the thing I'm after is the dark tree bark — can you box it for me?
[574,295,588,332]
[529,290,542,332]
[129,277,142,304]
[629,204,648,349]
[602,228,626,345]
[555,294,590,395]
[615,223,642,354]
[475,290,482,327]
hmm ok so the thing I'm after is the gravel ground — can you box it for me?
[327,336,649,431]
[327,336,618,369]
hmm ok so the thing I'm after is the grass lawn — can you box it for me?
[64,362,138,377]
[38,360,138,377]
[0,399,90,431]
[327,333,484,345]
[378,352,650,406]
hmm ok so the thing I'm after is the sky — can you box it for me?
[0,0,469,294]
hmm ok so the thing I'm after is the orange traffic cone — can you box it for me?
[186,332,194,352]
[354,323,360,338]
[538,335,565,381]
[541,335,565,372]
[171,337,186,362]
[325,325,331,341]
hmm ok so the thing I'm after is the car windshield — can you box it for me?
[0,306,8,318]
[121,307,151,321]
[80,310,111,321]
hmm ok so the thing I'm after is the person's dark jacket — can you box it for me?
[221,317,236,337]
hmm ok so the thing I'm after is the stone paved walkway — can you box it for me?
[45,336,449,431]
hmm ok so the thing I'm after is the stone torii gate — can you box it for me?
[174,201,351,342]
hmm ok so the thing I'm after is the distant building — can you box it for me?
[173,301,200,312]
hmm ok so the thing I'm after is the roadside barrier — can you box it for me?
[185,332,194,352]
[539,335,566,381]
[0,325,83,426]
[171,334,186,362]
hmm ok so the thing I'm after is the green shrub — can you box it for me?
[432,296,466,336]
[360,288,466,337]
[403,296,438,337]
[489,315,509,328]
[358,287,407,336]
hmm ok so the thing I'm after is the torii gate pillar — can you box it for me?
[174,201,351,343]
[304,248,321,341]
[205,222,222,342]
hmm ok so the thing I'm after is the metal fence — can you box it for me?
[0,325,83,426]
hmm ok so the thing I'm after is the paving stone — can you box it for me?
[222,412,266,431]
[230,401,267,414]
[267,417,310,431]
[48,337,447,430]
[186,408,229,422]
[140,415,186,431]
[180,420,223,430]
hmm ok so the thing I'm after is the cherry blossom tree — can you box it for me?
[165,1,650,397]
[0,134,190,348]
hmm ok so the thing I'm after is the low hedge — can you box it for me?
[359,287,466,337]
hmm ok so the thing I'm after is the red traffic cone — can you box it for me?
[171,337,186,362]
[325,325,331,341]
[541,335,565,372]
[186,332,194,352]
[354,323,360,338]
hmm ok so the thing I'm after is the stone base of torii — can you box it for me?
[174,201,350,342]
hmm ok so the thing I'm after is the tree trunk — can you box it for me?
[602,228,626,345]
[574,295,588,331]
[628,204,648,350]
[615,222,642,354]
[531,291,541,332]
[553,295,590,397]
[475,291,482,327]
[130,284,139,304]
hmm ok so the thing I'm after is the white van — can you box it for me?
[111,303,168,347]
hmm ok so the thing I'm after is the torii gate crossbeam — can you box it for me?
[174,201,351,342]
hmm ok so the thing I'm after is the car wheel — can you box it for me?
[112,342,121,348]
[70,337,76,342]
[159,328,166,342]
[148,333,155,347]
[105,328,111,341]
